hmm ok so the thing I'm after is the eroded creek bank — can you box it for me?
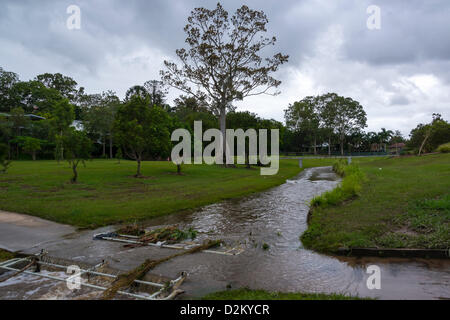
[1,167,449,299]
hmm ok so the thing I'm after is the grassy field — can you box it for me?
[0,159,329,228]
[202,288,366,300]
[301,154,450,252]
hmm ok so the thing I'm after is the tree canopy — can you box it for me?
[162,3,288,161]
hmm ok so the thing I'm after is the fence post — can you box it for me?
[347,157,352,165]
[299,158,303,168]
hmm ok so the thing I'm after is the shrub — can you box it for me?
[332,159,347,176]
[310,162,366,208]
[436,142,450,153]
[0,143,11,173]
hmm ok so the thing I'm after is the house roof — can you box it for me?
[389,143,406,148]
[0,113,46,120]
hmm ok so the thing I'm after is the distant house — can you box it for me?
[370,143,383,152]
[389,143,406,154]
[0,112,46,121]
[71,120,84,131]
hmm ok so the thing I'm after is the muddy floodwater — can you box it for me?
[144,166,450,300]
[1,167,449,300]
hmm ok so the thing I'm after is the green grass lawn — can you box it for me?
[301,153,450,252]
[202,288,366,300]
[0,159,336,228]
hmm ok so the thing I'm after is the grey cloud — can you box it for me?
[0,0,449,134]
[390,95,410,106]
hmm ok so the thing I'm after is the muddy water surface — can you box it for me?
[146,166,450,300]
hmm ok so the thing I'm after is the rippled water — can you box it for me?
[146,166,450,300]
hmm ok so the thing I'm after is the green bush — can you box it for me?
[436,142,450,153]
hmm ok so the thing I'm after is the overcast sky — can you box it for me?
[1,0,449,135]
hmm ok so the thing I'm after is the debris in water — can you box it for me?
[101,240,221,300]
[117,225,198,244]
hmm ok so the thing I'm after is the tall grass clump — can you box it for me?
[310,160,366,208]
[436,142,450,153]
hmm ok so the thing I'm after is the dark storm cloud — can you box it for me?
[0,0,449,133]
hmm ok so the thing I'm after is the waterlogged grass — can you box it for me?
[301,154,450,252]
[0,159,338,228]
[202,288,367,300]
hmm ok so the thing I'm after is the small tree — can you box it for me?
[114,96,171,177]
[22,137,42,160]
[116,147,122,164]
[63,129,92,183]
[0,143,11,173]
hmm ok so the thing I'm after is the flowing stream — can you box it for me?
[144,166,450,300]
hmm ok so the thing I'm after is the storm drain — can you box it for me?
[0,251,187,300]
[93,232,245,256]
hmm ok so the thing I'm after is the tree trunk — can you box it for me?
[60,130,64,162]
[340,138,344,156]
[135,158,141,177]
[313,136,317,155]
[102,136,106,157]
[219,107,227,166]
[32,151,36,161]
[71,163,78,183]
[328,136,331,156]
[418,129,432,156]
[109,135,113,159]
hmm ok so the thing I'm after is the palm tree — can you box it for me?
[378,128,394,152]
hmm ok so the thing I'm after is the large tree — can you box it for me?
[144,80,168,106]
[316,93,339,155]
[49,99,75,161]
[0,67,19,112]
[328,94,367,155]
[162,3,288,162]
[124,81,167,107]
[285,96,321,155]
[83,91,120,158]
[35,73,79,102]
[9,80,62,114]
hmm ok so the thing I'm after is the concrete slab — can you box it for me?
[0,210,76,252]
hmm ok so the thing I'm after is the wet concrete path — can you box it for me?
[0,211,75,252]
[0,167,449,299]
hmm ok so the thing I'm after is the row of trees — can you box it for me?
[284,93,368,155]
[1,2,448,181]
[1,65,448,181]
